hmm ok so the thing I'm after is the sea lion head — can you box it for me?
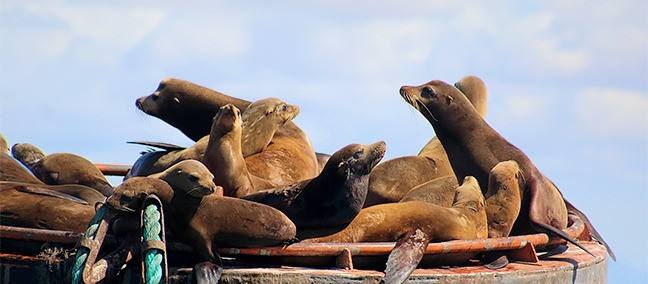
[242,98,300,128]
[452,176,485,212]
[107,177,166,212]
[454,76,488,117]
[11,143,45,169]
[135,78,183,117]
[211,104,242,137]
[328,141,387,178]
[399,80,473,126]
[151,160,217,198]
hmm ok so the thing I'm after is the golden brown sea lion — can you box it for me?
[304,176,487,284]
[364,75,488,207]
[136,78,318,186]
[399,78,613,260]
[11,143,113,196]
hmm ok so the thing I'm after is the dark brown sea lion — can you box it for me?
[304,176,487,284]
[136,78,318,186]
[242,141,386,230]
[364,76,488,207]
[107,160,296,282]
[0,154,97,232]
[399,79,614,260]
[11,143,113,196]
[203,104,275,197]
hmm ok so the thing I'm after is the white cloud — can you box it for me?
[576,88,648,139]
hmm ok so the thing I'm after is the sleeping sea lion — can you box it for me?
[107,160,297,283]
[364,75,488,207]
[136,78,318,186]
[399,78,614,260]
[304,176,487,284]
[242,140,386,230]
[12,143,113,196]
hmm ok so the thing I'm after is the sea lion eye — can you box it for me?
[352,150,363,159]
[281,104,287,111]
[421,86,436,98]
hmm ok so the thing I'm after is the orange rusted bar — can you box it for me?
[95,164,131,176]
[0,225,82,244]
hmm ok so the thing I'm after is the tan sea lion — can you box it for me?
[364,76,488,207]
[107,160,296,283]
[136,78,318,186]
[484,160,523,238]
[304,176,487,284]
[399,175,458,206]
[242,140,386,230]
[12,143,113,196]
[399,78,614,260]
[0,154,105,205]
[0,154,97,232]
[203,104,275,197]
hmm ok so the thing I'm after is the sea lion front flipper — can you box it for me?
[191,261,223,284]
[16,185,89,205]
[384,229,430,284]
[483,251,509,269]
[127,141,187,151]
[563,198,616,261]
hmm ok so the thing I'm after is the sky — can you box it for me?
[1,1,646,283]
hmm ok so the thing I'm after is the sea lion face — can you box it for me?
[243,98,300,127]
[136,78,182,117]
[155,160,216,197]
[400,80,472,126]
[452,176,485,212]
[333,141,387,177]
[11,143,45,168]
[107,177,160,212]
[211,104,242,137]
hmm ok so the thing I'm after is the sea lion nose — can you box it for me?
[399,87,407,97]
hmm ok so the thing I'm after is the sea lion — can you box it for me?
[242,140,386,230]
[0,154,105,205]
[484,160,523,238]
[304,176,487,284]
[399,78,614,259]
[136,78,318,186]
[107,160,296,282]
[364,76,488,207]
[125,98,300,179]
[0,154,97,232]
[399,175,458,206]
[203,104,275,197]
[12,143,113,196]
[240,98,301,157]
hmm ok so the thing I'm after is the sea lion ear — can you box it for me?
[446,95,454,105]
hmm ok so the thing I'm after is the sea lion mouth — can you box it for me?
[185,185,213,198]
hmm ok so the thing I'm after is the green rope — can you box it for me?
[143,203,164,284]
[70,206,108,284]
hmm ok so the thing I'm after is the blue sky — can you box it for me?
[1,1,646,282]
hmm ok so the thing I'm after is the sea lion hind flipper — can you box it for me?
[531,221,594,258]
[563,199,616,261]
[384,229,430,284]
[127,141,187,151]
[16,185,89,205]
[191,261,223,284]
